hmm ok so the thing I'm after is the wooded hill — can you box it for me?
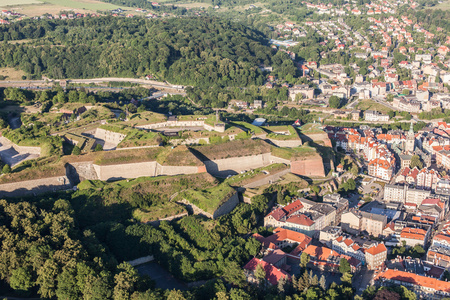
[0,17,279,87]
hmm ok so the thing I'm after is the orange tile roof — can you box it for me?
[400,227,427,240]
[286,214,314,227]
[303,245,338,262]
[375,269,450,293]
[243,258,290,285]
[366,243,387,256]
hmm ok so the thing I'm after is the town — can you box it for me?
[0,0,450,299]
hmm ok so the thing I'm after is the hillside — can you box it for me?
[0,17,275,87]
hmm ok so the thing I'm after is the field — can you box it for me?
[0,68,27,80]
[0,0,133,17]
[433,0,450,10]
[356,99,393,114]
[0,0,41,5]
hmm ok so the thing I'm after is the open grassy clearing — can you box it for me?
[43,0,126,10]
[170,2,211,8]
[0,68,27,81]
[1,0,133,17]
[356,99,393,114]
[0,0,41,6]
[432,0,450,10]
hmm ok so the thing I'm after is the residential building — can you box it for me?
[243,258,290,286]
[375,269,450,300]
[400,227,428,247]
[365,243,388,270]
[364,110,389,122]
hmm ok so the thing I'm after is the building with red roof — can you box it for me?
[243,257,290,286]
[374,269,450,299]
[400,227,429,247]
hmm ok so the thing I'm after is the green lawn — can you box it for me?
[181,183,235,215]
[0,0,41,5]
[42,0,125,10]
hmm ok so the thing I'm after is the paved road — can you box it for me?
[0,77,186,92]
[353,266,375,295]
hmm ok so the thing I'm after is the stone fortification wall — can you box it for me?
[290,155,325,177]
[0,136,41,156]
[204,153,272,177]
[148,212,189,226]
[179,191,239,219]
[159,165,200,176]
[136,120,225,133]
[93,161,158,181]
[0,176,71,198]
[136,120,205,130]
[115,145,159,151]
[303,133,332,147]
[67,162,98,182]
[269,155,291,165]
[213,192,239,219]
[94,128,126,145]
[268,139,303,148]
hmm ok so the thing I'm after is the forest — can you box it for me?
[0,17,291,88]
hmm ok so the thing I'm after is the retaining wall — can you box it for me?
[93,161,158,181]
[94,128,126,145]
[0,176,71,198]
[204,153,272,177]
[291,155,325,177]
[0,136,41,155]
[213,192,240,219]
[268,139,302,148]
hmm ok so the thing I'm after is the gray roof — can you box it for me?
[361,211,387,223]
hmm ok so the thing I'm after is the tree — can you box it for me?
[113,262,139,300]
[329,95,342,108]
[351,164,359,176]
[373,289,400,300]
[410,155,423,169]
[339,258,351,274]
[10,267,34,293]
[94,144,103,152]
[319,275,326,290]
[119,112,126,120]
[300,252,310,269]
[222,262,246,287]
[254,264,266,287]
[311,274,319,286]
[72,146,81,155]
[2,164,11,174]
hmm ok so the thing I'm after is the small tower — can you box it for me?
[405,121,415,153]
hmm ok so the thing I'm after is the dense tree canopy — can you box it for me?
[0,17,290,88]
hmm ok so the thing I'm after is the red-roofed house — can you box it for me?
[400,227,429,247]
[374,269,450,299]
[365,243,387,270]
[243,257,290,286]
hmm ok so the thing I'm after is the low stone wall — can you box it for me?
[127,255,155,267]
[0,176,71,198]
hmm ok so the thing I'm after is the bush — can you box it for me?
[94,144,103,152]
[2,164,11,174]
[72,146,81,155]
